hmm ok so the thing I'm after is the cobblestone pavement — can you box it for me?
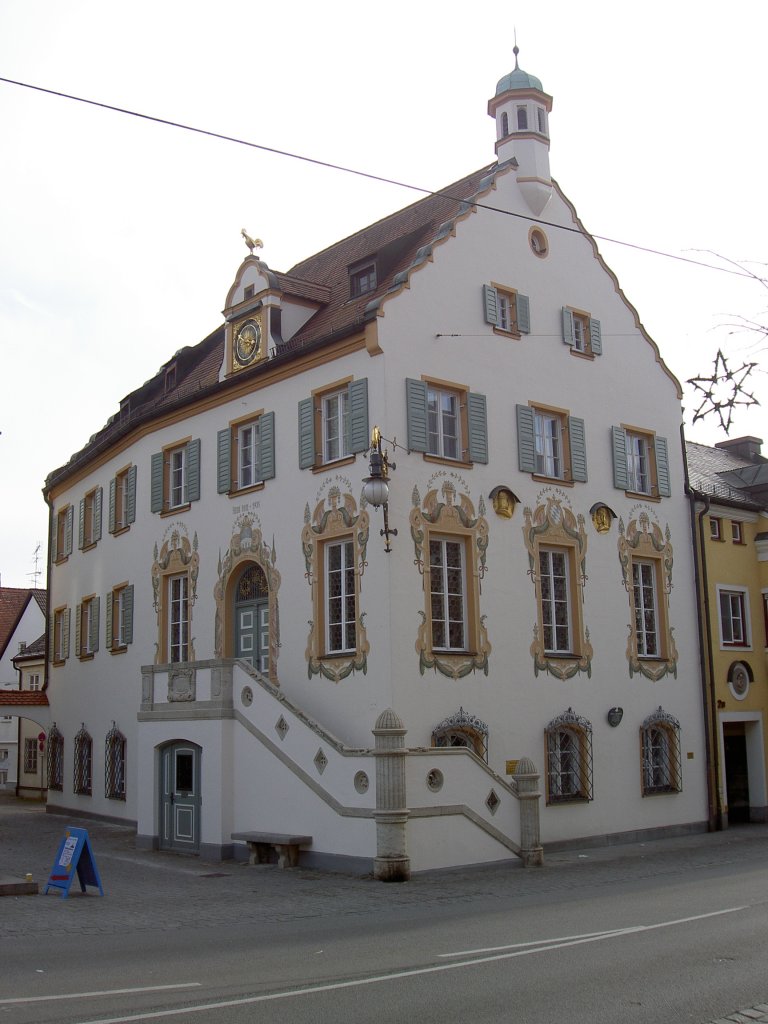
[1,792,767,1022]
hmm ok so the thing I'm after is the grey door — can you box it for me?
[235,599,269,673]
[160,742,201,853]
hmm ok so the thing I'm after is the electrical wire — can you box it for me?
[0,74,761,282]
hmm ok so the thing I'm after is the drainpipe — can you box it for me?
[43,492,53,693]
[682,425,723,830]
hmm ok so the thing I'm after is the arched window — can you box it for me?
[517,105,528,130]
[641,707,681,795]
[105,723,126,800]
[47,724,63,792]
[432,707,488,761]
[545,709,593,803]
[501,112,509,137]
[73,725,92,796]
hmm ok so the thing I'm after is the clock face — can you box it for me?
[235,319,262,366]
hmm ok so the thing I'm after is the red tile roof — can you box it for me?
[0,588,47,661]
[0,691,49,706]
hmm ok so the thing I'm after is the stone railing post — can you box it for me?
[372,708,410,882]
[514,756,544,867]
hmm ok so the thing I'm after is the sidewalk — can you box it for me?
[1,792,767,1022]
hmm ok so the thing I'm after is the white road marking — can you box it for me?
[73,905,748,1024]
[0,983,202,1006]
[439,906,748,957]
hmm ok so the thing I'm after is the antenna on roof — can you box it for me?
[27,543,42,588]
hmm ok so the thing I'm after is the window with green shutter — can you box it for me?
[406,378,488,465]
[611,426,670,498]
[516,403,587,483]
[151,439,202,513]
[218,412,276,494]
[110,466,136,533]
[483,284,530,336]
[298,379,368,469]
[562,307,602,356]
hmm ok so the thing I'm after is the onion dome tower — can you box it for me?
[487,45,553,215]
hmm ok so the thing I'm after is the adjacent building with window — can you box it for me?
[0,588,47,793]
[36,54,709,871]
[687,436,768,825]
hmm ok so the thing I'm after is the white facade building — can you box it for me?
[36,55,709,872]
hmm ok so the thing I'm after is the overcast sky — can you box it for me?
[1,0,767,589]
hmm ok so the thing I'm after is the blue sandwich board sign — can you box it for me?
[44,827,104,899]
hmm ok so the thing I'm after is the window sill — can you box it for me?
[109,645,128,656]
[625,490,662,503]
[53,556,69,566]
[111,525,130,537]
[312,455,356,474]
[227,481,265,498]
[642,786,680,797]
[52,658,66,667]
[160,503,191,517]
[546,795,590,806]
[423,454,473,469]
[492,327,522,340]
[532,473,574,487]
[77,653,95,662]
[569,348,595,361]
[320,650,359,660]
[81,541,97,553]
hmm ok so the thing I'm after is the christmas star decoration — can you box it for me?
[688,349,759,434]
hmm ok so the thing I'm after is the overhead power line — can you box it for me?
[0,75,761,283]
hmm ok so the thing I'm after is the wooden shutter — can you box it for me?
[516,294,531,335]
[258,411,276,481]
[406,378,429,452]
[89,597,100,654]
[93,487,103,543]
[185,439,201,503]
[75,603,82,658]
[562,308,575,346]
[298,397,315,469]
[655,436,671,497]
[347,378,369,454]
[51,513,58,563]
[78,498,86,549]
[611,426,629,490]
[516,405,537,473]
[123,585,134,645]
[126,465,137,523]
[150,452,164,512]
[109,478,117,534]
[105,592,113,651]
[483,284,499,326]
[217,429,232,494]
[568,417,588,482]
[589,318,602,355]
[65,506,74,556]
[63,609,70,660]
[467,392,489,464]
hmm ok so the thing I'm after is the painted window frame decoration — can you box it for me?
[617,510,677,680]
[640,707,682,796]
[410,476,491,679]
[545,708,593,804]
[523,491,592,680]
[298,378,369,471]
[151,524,200,665]
[431,707,489,762]
[302,483,369,683]
[217,411,276,495]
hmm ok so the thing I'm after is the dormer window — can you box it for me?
[165,365,177,393]
[244,284,255,300]
[517,105,528,130]
[349,261,377,298]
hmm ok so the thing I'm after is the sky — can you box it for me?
[1,0,767,589]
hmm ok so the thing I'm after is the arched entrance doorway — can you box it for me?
[234,563,269,674]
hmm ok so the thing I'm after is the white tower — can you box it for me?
[487,46,553,215]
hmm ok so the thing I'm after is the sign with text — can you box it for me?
[44,826,104,899]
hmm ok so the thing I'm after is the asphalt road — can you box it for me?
[1,795,767,1024]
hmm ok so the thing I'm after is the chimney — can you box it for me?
[715,436,763,461]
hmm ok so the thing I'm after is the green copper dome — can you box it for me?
[495,47,543,94]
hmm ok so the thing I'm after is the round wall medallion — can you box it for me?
[354,771,369,794]
[241,686,253,707]
[728,662,750,700]
[426,768,444,793]
[529,227,549,258]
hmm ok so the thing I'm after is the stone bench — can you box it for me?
[231,831,312,869]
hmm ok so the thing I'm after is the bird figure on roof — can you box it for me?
[241,229,264,255]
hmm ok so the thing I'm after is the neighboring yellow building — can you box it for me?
[687,437,768,825]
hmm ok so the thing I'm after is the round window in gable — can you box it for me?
[728,660,752,700]
[529,227,549,258]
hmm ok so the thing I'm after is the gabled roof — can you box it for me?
[0,588,47,661]
[686,440,768,510]
[12,632,46,664]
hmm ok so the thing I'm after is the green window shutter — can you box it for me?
[48,613,55,663]
[568,417,588,482]
[562,307,575,347]
[217,428,232,494]
[185,439,201,503]
[655,436,671,497]
[64,608,70,660]
[517,294,531,335]
[589,318,602,355]
[612,426,629,490]
[65,505,74,556]
[483,284,499,326]
[75,603,82,658]
[516,404,537,473]
[347,378,369,454]
[406,378,429,452]
[78,498,85,549]
[90,597,100,653]
[298,397,315,469]
[108,478,116,534]
[124,585,134,645]
[126,465,137,523]
[258,411,276,481]
[51,513,57,563]
[93,487,103,543]
[150,452,164,513]
[467,392,489,464]
[105,592,113,652]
